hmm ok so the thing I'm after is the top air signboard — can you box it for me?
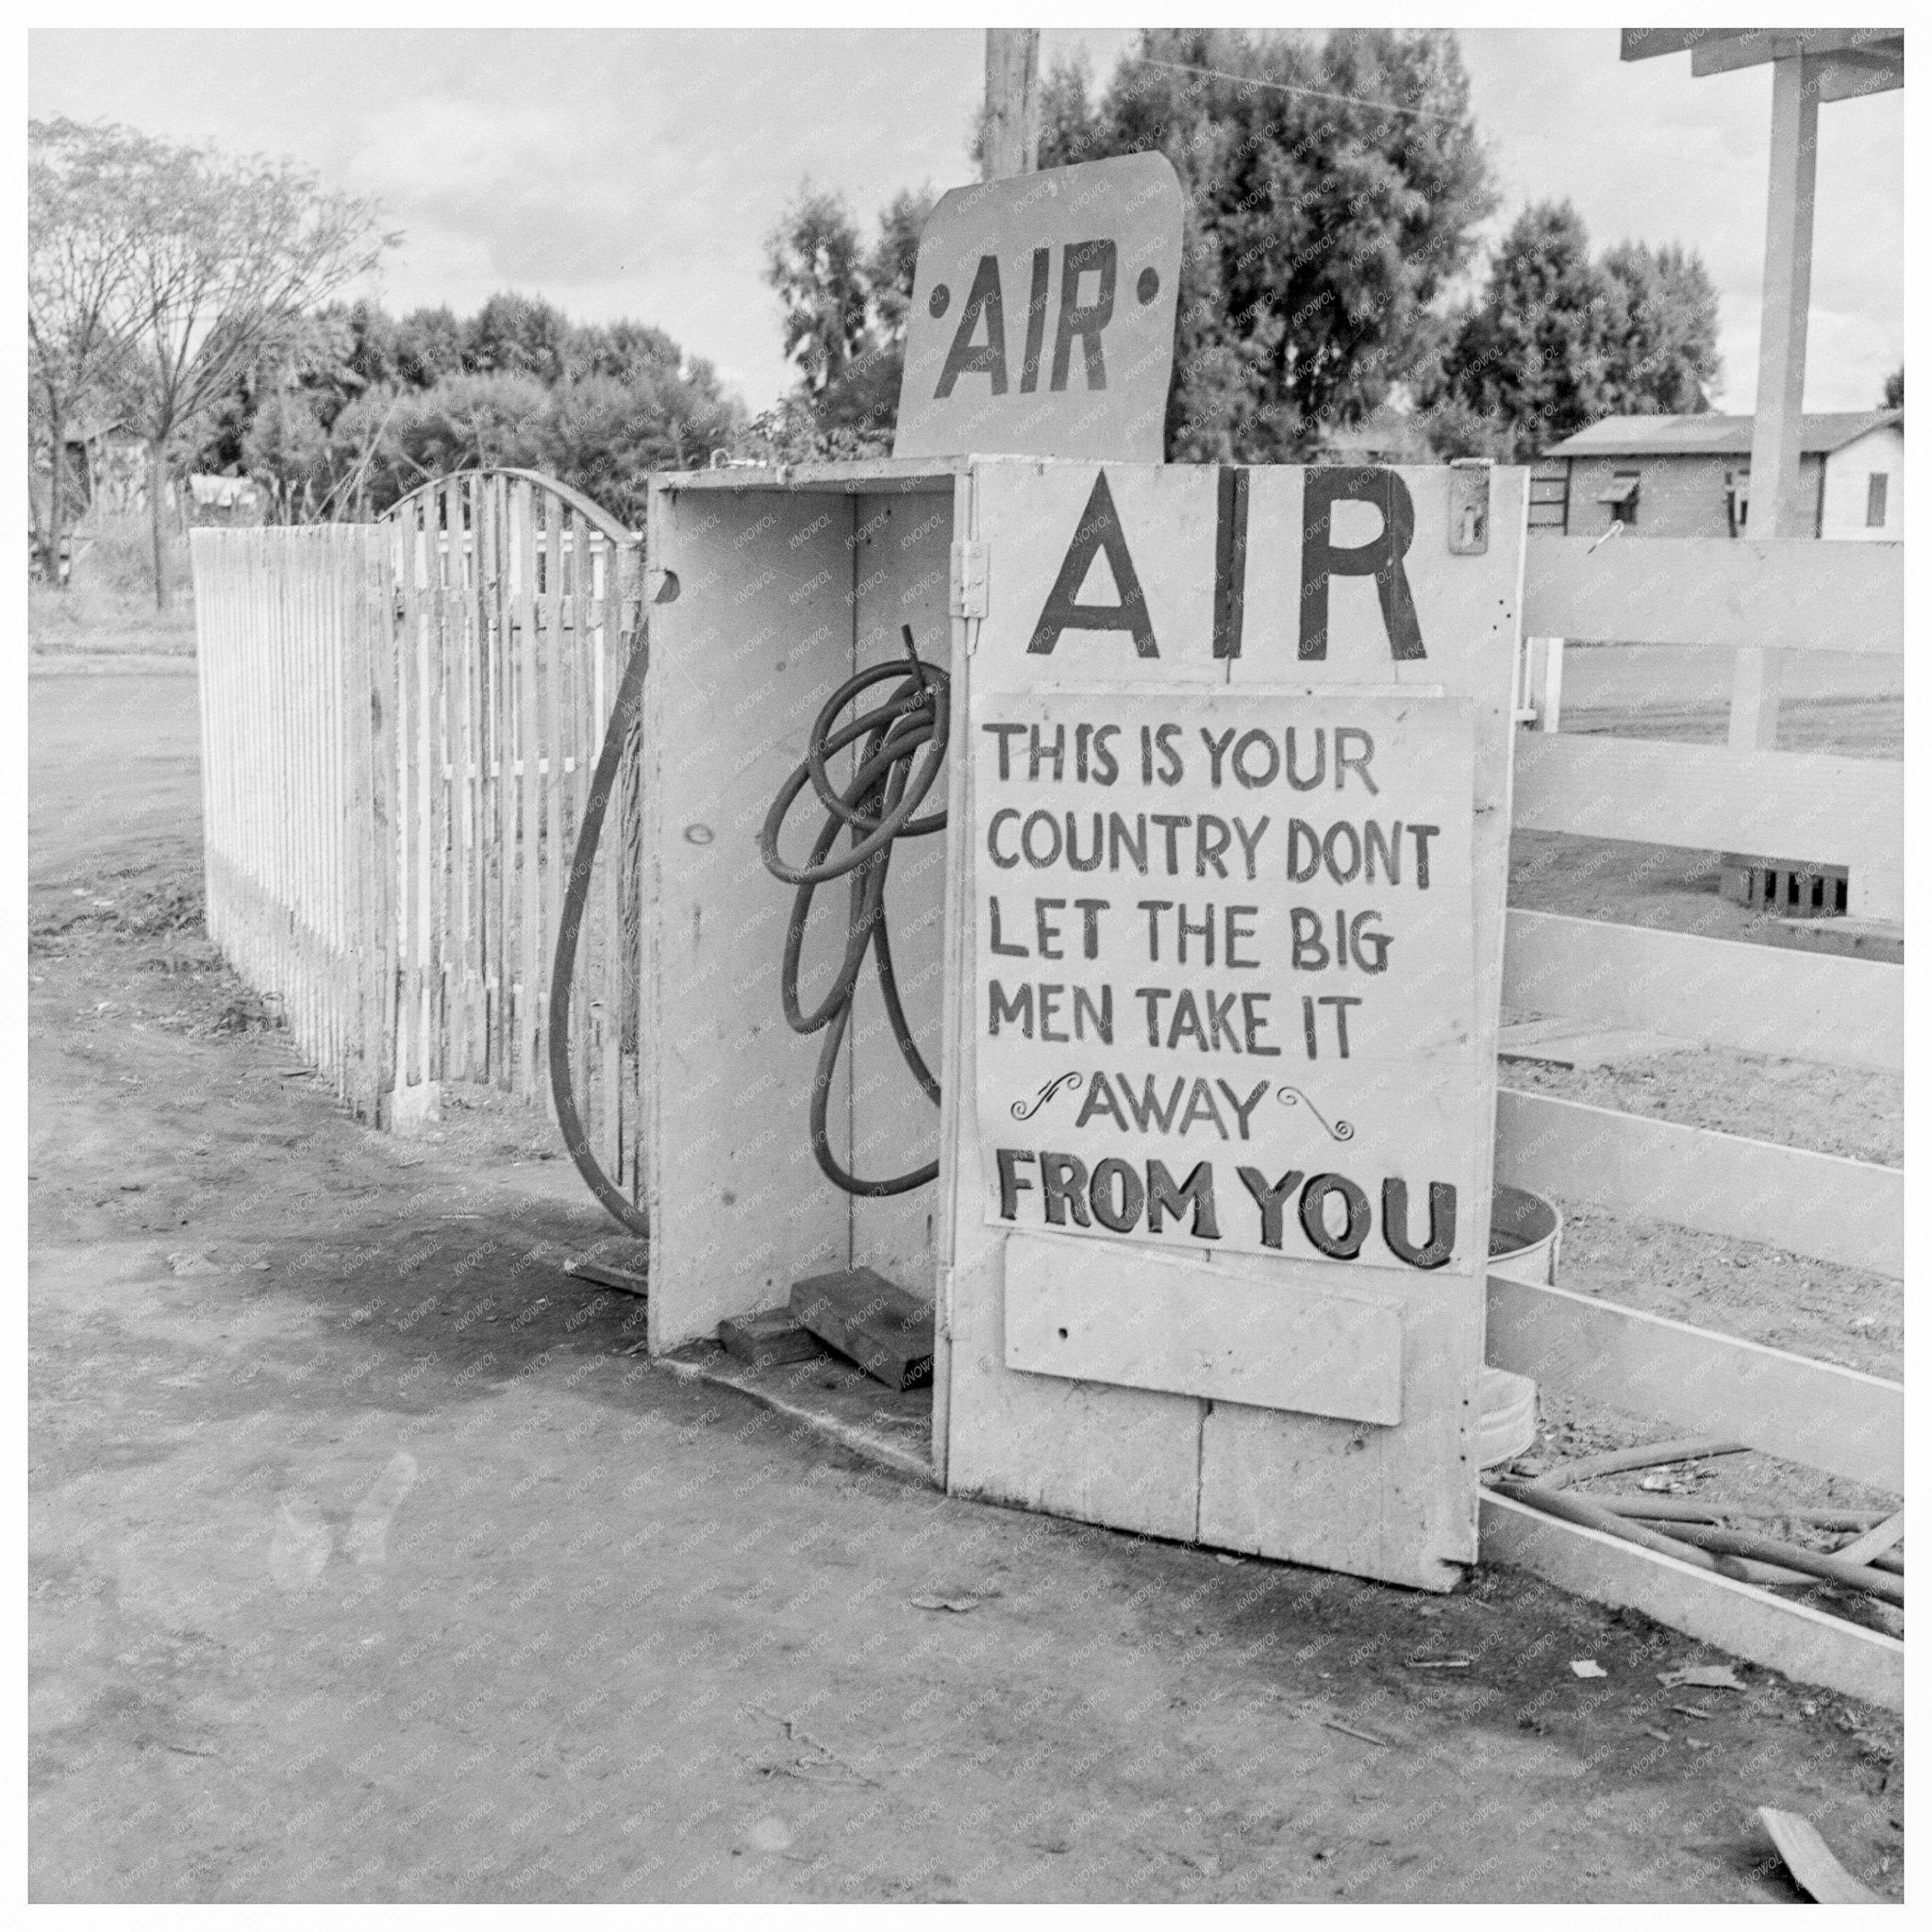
[893,153,1184,464]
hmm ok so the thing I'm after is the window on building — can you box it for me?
[1596,473,1641,526]
[1866,472,1890,527]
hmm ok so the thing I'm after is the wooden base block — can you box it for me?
[791,1266,934,1391]
[718,1307,822,1368]
[564,1258,648,1298]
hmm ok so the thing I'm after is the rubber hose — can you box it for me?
[547,627,653,1241]
[758,626,948,1197]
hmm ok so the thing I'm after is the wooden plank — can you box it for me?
[540,492,567,1120]
[1511,734,1902,920]
[1502,908,1903,1073]
[410,508,435,1095]
[1520,537,1899,654]
[339,531,368,1115]
[1196,464,1527,1591]
[516,481,541,1099]
[718,1307,821,1368]
[458,480,485,1080]
[791,1266,934,1391]
[1752,52,1820,545]
[942,1241,1206,1544]
[1727,645,1787,754]
[428,489,452,1084]
[846,489,953,1291]
[1479,1491,1902,1711]
[372,520,402,1124]
[483,475,510,1090]
[640,486,858,1352]
[1485,1274,1903,1491]
[1756,1807,1884,1905]
[1495,1087,1903,1278]
[1689,29,1896,77]
[1005,1232,1403,1424]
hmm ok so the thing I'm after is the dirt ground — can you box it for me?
[27,662,1904,1903]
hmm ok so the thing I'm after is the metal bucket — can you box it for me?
[1479,1185,1562,1466]
[1488,1182,1562,1286]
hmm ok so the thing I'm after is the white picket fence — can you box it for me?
[192,471,646,1195]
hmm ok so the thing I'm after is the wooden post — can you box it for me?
[1731,50,1818,752]
[983,29,1041,181]
[1540,637,1565,734]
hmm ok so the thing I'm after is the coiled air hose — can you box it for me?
[758,626,950,1197]
[550,621,950,1236]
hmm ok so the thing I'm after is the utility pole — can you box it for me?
[983,29,1041,181]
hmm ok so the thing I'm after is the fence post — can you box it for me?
[1727,645,1785,751]
[1540,637,1565,734]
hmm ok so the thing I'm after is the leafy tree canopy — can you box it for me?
[188,291,745,529]
[1034,27,1496,460]
[759,179,938,455]
[1421,199,1722,459]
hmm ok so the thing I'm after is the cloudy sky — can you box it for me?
[29,26,1903,417]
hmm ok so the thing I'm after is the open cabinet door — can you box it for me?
[940,458,1526,1591]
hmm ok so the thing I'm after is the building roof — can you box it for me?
[1544,409,1901,460]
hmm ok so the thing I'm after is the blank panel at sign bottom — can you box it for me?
[1002,1234,1403,1425]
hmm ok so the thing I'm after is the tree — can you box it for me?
[98,126,391,604]
[1599,241,1721,415]
[1425,202,1723,459]
[765,184,873,399]
[462,291,571,386]
[394,306,465,389]
[1883,367,1903,409]
[27,118,149,586]
[760,181,935,448]
[545,364,741,527]
[1036,28,1496,459]
[1424,202,1617,460]
[565,318,685,388]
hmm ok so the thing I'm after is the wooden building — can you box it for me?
[1537,408,1903,541]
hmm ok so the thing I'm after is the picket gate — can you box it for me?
[192,469,646,1203]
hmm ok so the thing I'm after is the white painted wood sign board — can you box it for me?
[640,465,964,1357]
[893,154,1184,466]
[939,459,1527,1590]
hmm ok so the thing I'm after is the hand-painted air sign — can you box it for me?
[892,154,1184,464]
[967,463,1514,1273]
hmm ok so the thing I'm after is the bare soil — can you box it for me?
[28,663,1904,1903]
[1501,1046,1903,1170]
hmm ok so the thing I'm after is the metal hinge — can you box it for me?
[950,541,990,620]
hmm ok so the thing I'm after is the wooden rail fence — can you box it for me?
[1499,530,1903,1707]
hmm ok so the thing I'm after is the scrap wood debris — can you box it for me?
[1320,1717,1393,1747]
[1539,1436,1749,1491]
[748,1707,880,1789]
[1756,1807,1883,1905]
[1658,1664,1744,1691]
